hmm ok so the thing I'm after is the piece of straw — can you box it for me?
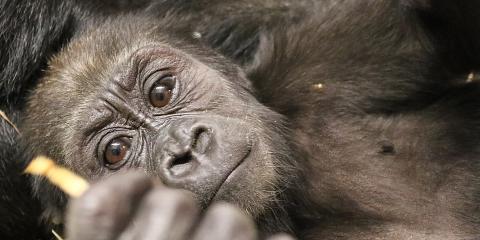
[52,229,64,240]
[25,156,89,197]
[0,110,20,134]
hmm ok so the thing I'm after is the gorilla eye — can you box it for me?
[104,137,131,165]
[149,75,175,108]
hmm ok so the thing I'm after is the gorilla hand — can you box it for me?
[66,172,294,240]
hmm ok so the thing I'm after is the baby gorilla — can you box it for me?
[21,15,297,240]
[20,1,480,239]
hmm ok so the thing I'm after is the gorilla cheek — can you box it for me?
[212,137,280,214]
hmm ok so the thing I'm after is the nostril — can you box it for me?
[170,151,193,168]
[192,126,211,153]
[168,150,196,177]
[162,125,211,178]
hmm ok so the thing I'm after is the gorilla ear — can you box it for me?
[406,0,480,73]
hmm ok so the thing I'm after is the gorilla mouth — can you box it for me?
[210,140,253,203]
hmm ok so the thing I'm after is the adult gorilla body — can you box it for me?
[3,0,480,239]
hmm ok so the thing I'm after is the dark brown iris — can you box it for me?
[104,137,131,165]
[149,75,175,108]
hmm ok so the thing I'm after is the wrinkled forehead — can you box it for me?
[39,15,251,110]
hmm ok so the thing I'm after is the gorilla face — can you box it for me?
[22,16,296,222]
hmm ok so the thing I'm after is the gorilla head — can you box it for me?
[21,16,298,231]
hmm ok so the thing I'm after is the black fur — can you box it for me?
[409,1,480,73]
[0,1,76,238]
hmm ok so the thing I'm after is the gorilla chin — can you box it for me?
[21,15,297,231]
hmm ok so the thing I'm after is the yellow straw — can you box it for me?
[25,156,89,197]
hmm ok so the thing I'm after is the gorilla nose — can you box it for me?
[160,125,212,178]
[154,119,252,206]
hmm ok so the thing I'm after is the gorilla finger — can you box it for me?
[266,233,297,240]
[192,203,258,240]
[66,171,153,240]
[121,188,199,240]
